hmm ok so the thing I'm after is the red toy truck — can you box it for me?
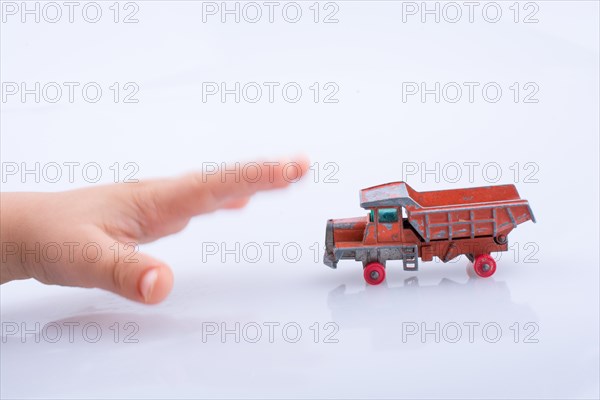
[323,182,535,284]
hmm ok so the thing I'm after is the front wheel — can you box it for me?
[364,262,386,285]
[473,254,497,278]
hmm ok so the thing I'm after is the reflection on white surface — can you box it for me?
[327,276,537,351]
[1,260,599,399]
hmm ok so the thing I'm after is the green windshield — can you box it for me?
[378,208,398,223]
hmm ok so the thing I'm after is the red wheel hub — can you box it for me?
[473,254,497,278]
[364,262,386,285]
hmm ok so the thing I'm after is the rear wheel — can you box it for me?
[473,254,497,278]
[364,262,386,285]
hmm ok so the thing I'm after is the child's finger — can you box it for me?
[149,157,309,217]
[32,231,174,304]
[221,196,251,209]
[91,240,174,304]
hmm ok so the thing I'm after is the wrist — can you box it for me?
[1,193,31,283]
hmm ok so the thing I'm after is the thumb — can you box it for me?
[94,242,174,304]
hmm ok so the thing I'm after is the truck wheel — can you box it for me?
[364,262,386,285]
[473,254,496,278]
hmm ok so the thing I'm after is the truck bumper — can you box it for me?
[323,219,338,269]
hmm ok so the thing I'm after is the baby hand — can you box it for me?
[0,158,308,304]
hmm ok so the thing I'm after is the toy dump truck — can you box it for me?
[323,182,535,284]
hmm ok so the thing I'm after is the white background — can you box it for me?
[1,1,599,398]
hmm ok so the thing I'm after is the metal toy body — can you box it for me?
[323,182,535,284]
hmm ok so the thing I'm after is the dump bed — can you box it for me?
[360,182,535,242]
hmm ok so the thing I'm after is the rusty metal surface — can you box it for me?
[359,182,419,208]
[360,181,524,208]
[325,181,535,271]
[409,201,534,243]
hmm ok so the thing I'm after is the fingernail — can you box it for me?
[140,269,158,302]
